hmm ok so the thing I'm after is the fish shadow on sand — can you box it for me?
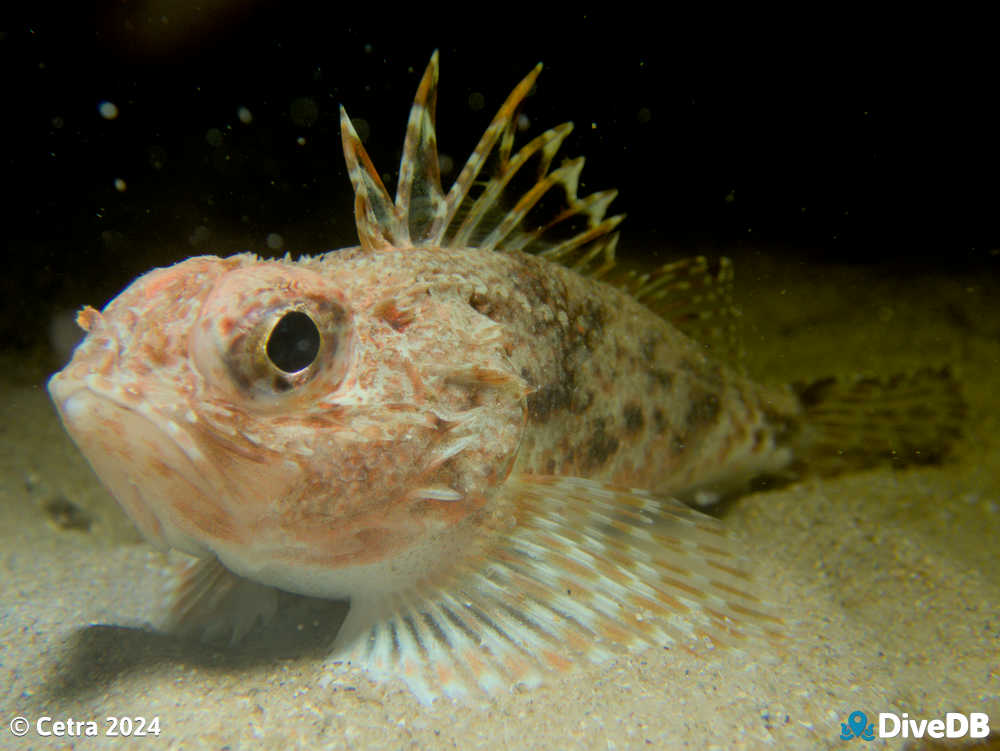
[37,594,348,705]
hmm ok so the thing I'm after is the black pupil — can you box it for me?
[266,311,321,373]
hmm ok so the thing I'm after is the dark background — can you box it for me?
[5,7,998,354]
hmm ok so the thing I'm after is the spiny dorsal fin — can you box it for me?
[339,53,448,251]
[340,107,399,251]
[607,255,744,368]
[339,52,624,274]
[396,50,446,246]
[339,55,748,357]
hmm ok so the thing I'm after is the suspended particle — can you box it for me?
[290,97,319,127]
[438,153,454,176]
[98,101,119,120]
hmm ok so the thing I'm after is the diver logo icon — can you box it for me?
[841,711,876,741]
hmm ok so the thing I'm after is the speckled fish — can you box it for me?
[47,52,964,703]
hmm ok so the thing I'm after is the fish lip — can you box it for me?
[46,370,218,556]
[47,370,94,417]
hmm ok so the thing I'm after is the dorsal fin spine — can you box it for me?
[396,50,445,246]
[339,106,398,251]
[338,54,623,282]
[440,62,545,237]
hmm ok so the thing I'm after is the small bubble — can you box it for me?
[98,101,119,120]
[205,128,223,147]
[266,233,284,250]
[364,43,373,54]
[113,178,127,192]
[516,113,530,132]
[237,106,253,124]
[51,116,64,129]
[147,145,167,170]
[296,136,306,146]
[352,117,370,143]
[100,230,123,247]
[468,92,485,112]
[290,97,319,127]
[189,225,211,247]
[49,309,84,367]
[637,107,651,124]
[438,153,454,176]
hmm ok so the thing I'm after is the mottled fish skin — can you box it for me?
[326,241,803,500]
[47,52,963,703]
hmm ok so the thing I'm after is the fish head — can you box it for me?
[48,251,527,596]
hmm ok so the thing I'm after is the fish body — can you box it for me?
[47,53,963,702]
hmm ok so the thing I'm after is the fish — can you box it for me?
[47,51,965,703]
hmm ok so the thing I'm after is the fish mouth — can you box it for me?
[47,372,222,558]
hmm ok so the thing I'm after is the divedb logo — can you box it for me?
[840,710,990,741]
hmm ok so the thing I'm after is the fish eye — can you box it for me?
[192,264,353,405]
[266,310,322,373]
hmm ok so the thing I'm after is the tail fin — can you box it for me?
[789,367,965,476]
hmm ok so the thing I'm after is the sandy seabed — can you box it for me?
[2,252,997,750]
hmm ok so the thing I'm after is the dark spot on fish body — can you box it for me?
[613,340,629,369]
[526,380,594,422]
[794,377,836,408]
[684,391,720,432]
[582,417,620,471]
[623,402,644,434]
[469,292,490,315]
[648,368,675,389]
[652,408,668,435]
[530,314,550,336]
[575,300,606,349]
[761,404,794,444]
[680,357,724,391]
[640,335,657,363]
[527,382,569,422]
